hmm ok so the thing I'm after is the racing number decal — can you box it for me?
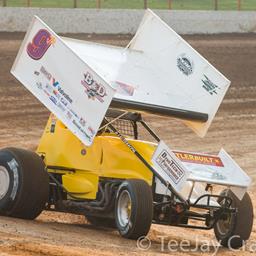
[27,29,54,60]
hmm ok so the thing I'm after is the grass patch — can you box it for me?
[3,0,256,10]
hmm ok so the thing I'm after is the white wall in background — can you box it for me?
[0,7,256,34]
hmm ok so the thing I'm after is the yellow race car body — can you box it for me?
[37,114,154,200]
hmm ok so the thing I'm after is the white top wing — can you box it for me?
[63,9,230,137]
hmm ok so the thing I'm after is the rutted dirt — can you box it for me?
[0,33,255,255]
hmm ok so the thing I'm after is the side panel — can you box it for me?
[37,115,102,172]
[100,136,154,185]
[37,115,102,199]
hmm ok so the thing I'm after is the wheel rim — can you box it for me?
[216,191,234,236]
[117,190,132,227]
[216,212,234,236]
[0,166,10,200]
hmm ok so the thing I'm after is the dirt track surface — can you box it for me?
[0,33,255,255]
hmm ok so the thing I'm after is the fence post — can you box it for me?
[214,0,218,10]
[3,0,7,7]
[237,0,241,10]
[27,0,31,7]
[168,0,172,10]
[73,0,77,8]
[96,0,101,9]
[144,0,147,9]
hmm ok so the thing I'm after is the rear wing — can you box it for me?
[11,10,230,146]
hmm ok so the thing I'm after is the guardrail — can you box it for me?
[0,0,255,11]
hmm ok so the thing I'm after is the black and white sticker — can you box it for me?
[177,53,194,76]
[152,141,189,198]
[202,75,220,95]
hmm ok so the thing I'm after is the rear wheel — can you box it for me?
[0,148,49,219]
[115,179,153,239]
[214,189,254,249]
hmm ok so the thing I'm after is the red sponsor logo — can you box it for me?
[174,151,224,167]
[81,72,106,103]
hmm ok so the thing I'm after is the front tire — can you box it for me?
[115,179,153,239]
[214,189,254,249]
[0,148,49,219]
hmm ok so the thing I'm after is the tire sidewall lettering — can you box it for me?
[0,152,20,212]
[7,158,19,201]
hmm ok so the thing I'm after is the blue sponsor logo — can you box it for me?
[49,96,58,105]
[52,78,59,87]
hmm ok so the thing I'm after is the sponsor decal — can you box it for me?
[40,66,52,81]
[43,89,50,97]
[60,97,68,107]
[27,29,55,60]
[57,87,72,104]
[202,75,220,95]
[51,114,57,122]
[81,72,107,102]
[79,118,86,127]
[38,66,73,104]
[34,71,40,76]
[174,151,224,167]
[72,119,91,140]
[49,95,58,105]
[177,53,194,76]
[36,82,43,90]
[66,111,72,120]
[211,172,226,180]
[155,150,185,184]
[68,108,79,119]
[50,114,57,133]
[57,102,66,112]
[52,78,59,87]
[45,84,52,94]
[53,89,60,99]
[88,126,95,136]
[114,81,135,96]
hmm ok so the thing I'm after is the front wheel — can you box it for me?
[0,148,49,219]
[214,189,254,249]
[115,179,153,239]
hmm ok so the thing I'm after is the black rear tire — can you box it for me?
[115,179,153,239]
[214,189,254,249]
[0,147,49,219]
